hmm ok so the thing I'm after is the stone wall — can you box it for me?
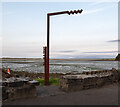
[59,68,118,92]
[2,77,39,101]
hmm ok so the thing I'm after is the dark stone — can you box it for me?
[7,85,36,100]
[27,80,40,86]
[7,81,24,87]
[25,77,33,81]
[2,86,8,100]
[115,54,120,61]
[2,81,8,86]
[5,76,10,78]
[15,74,19,78]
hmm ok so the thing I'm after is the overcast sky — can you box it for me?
[2,2,118,58]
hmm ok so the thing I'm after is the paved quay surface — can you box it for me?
[3,83,119,105]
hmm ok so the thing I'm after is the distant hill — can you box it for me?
[115,54,120,61]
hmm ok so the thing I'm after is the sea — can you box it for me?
[1,59,118,74]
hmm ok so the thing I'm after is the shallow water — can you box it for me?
[2,60,118,74]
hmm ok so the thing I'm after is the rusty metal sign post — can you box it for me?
[43,9,83,85]
[43,46,48,85]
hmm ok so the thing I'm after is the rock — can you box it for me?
[5,75,11,78]
[70,71,78,74]
[2,86,8,100]
[25,77,33,81]
[27,80,40,86]
[15,74,19,78]
[112,68,117,71]
[115,54,120,61]
[1,81,8,86]
[7,81,24,87]
[16,78,29,84]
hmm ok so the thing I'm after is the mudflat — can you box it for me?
[3,83,119,105]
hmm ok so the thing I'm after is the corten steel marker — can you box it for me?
[43,46,48,85]
[44,9,83,85]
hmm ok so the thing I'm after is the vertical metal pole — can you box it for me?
[46,14,49,85]
[43,47,47,85]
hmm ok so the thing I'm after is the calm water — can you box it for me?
[2,60,118,74]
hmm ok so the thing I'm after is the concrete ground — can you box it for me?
[3,83,119,105]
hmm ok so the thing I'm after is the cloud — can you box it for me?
[56,50,77,53]
[83,51,119,54]
[80,3,117,16]
[107,40,120,42]
[80,8,104,16]
[91,0,118,5]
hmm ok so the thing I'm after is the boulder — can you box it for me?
[115,54,120,61]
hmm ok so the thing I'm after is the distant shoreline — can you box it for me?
[51,58,115,61]
[0,57,115,61]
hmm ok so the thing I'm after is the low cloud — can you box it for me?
[80,4,116,16]
[83,51,119,54]
[107,40,120,42]
[82,8,104,15]
[57,50,77,53]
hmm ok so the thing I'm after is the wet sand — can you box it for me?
[3,83,119,105]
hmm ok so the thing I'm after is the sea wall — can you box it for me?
[59,68,118,92]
